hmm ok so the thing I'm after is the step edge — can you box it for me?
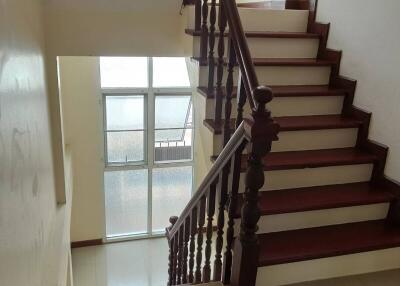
[257,220,400,266]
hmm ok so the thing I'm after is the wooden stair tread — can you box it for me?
[204,115,362,135]
[242,148,378,171]
[197,85,348,99]
[185,28,320,39]
[235,182,396,217]
[193,57,336,66]
[257,220,400,266]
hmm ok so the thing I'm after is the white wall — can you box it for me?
[0,0,72,285]
[58,57,106,242]
[317,0,400,182]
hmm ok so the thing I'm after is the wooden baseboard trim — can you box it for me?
[285,0,311,10]
[71,239,103,249]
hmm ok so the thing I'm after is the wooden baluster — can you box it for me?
[231,87,279,286]
[167,216,178,286]
[213,174,224,281]
[224,37,236,144]
[223,78,247,284]
[207,0,217,93]
[188,207,198,283]
[236,75,247,128]
[200,0,209,64]
[173,234,179,285]
[203,182,217,282]
[177,226,184,284]
[168,238,174,286]
[182,217,190,284]
[195,196,207,283]
[216,38,237,283]
[215,0,227,126]
[195,0,202,31]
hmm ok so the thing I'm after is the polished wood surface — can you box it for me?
[198,85,349,99]
[185,29,320,38]
[236,182,396,217]
[204,114,362,135]
[258,220,400,266]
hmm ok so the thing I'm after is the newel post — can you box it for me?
[167,216,178,286]
[230,87,279,286]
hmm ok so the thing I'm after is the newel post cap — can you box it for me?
[252,85,273,105]
[169,216,178,226]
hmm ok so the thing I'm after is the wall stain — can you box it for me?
[0,131,5,184]
[32,173,39,196]
[10,127,26,193]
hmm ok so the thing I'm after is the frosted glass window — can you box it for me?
[106,95,144,130]
[155,96,191,129]
[100,57,148,88]
[107,131,144,163]
[152,166,192,232]
[105,169,148,236]
[153,57,190,87]
[102,57,194,239]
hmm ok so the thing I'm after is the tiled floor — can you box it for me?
[72,237,400,286]
[72,238,169,286]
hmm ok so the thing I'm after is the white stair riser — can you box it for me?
[256,247,400,286]
[199,65,332,86]
[235,164,373,192]
[203,96,344,119]
[211,128,358,155]
[186,6,309,32]
[234,203,389,235]
[192,36,319,58]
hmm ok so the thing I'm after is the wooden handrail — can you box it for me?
[166,121,246,239]
[169,2,279,285]
[223,0,273,110]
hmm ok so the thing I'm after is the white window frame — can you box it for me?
[102,57,194,241]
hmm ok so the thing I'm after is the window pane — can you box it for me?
[155,129,192,162]
[152,167,192,232]
[107,131,144,163]
[153,57,190,87]
[100,57,148,88]
[106,95,144,130]
[155,96,191,129]
[105,169,148,236]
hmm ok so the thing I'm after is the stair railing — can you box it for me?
[166,1,279,285]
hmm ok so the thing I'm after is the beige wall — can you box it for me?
[0,0,72,285]
[42,0,194,222]
[58,57,106,242]
[42,0,266,203]
[317,0,400,182]
[42,0,201,241]
[44,0,189,57]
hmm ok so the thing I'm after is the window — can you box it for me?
[155,95,193,162]
[101,57,193,238]
[105,95,146,164]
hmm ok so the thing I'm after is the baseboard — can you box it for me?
[285,0,311,10]
[71,239,103,248]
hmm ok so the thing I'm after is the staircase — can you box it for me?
[166,1,400,286]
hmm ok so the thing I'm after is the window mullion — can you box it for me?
[148,57,155,234]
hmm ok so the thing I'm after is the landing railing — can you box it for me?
[166,1,279,285]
